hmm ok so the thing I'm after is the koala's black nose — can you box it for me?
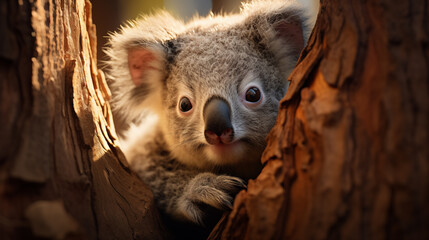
[203,97,233,145]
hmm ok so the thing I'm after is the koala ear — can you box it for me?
[105,12,183,122]
[106,41,167,122]
[271,16,305,57]
[128,47,164,86]
[241,0,316,79]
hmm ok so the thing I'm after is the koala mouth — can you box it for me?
[204,139,250,162]
[202,137,261,166]
[209,140,241,152]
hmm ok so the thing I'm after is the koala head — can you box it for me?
[106,0,314,179]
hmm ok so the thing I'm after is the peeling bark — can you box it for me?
[0,1,167,239]
[211,0,429,239]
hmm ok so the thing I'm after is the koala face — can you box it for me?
[161,32,286,173]
[106,0,315,179]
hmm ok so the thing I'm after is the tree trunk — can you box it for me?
[210,0,429,239]
[0,1,168,239]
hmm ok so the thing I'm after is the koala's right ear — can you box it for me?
[105,12,183,121]
[240,0,317,82]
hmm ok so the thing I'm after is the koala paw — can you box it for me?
[177,173,246,225]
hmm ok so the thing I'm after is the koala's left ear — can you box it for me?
[105,12,183,122]
[242,0,316,79]
[106,39,167,122]
[128,47,165,86]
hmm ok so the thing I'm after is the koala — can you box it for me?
[105,0,317,236]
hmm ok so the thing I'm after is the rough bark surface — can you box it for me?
[0,1,167,239]
[210,0,429,239]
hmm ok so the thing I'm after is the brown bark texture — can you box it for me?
[210,0,429,239]
[0,0,167,239]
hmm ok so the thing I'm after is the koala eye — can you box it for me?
[245,87,261,103]
[179,97,193,112]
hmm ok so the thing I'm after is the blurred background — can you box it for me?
[92,0,244,64]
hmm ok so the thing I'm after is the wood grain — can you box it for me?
[0,1,168,239]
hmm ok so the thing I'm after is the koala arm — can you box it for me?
[123,122,246,225]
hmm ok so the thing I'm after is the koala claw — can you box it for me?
[177,173,246,225]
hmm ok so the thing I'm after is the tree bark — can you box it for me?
[210,0,429,239]
[0,1,168,239]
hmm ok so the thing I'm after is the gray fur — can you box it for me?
[105,0,316,227]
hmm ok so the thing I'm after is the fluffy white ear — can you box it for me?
[128,47,163,86]
[107,42,166,122]
[241,0,317,79]
[272,16,305,56]
[105,12,184,122]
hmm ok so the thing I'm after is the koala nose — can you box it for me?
[203,97,234,145]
